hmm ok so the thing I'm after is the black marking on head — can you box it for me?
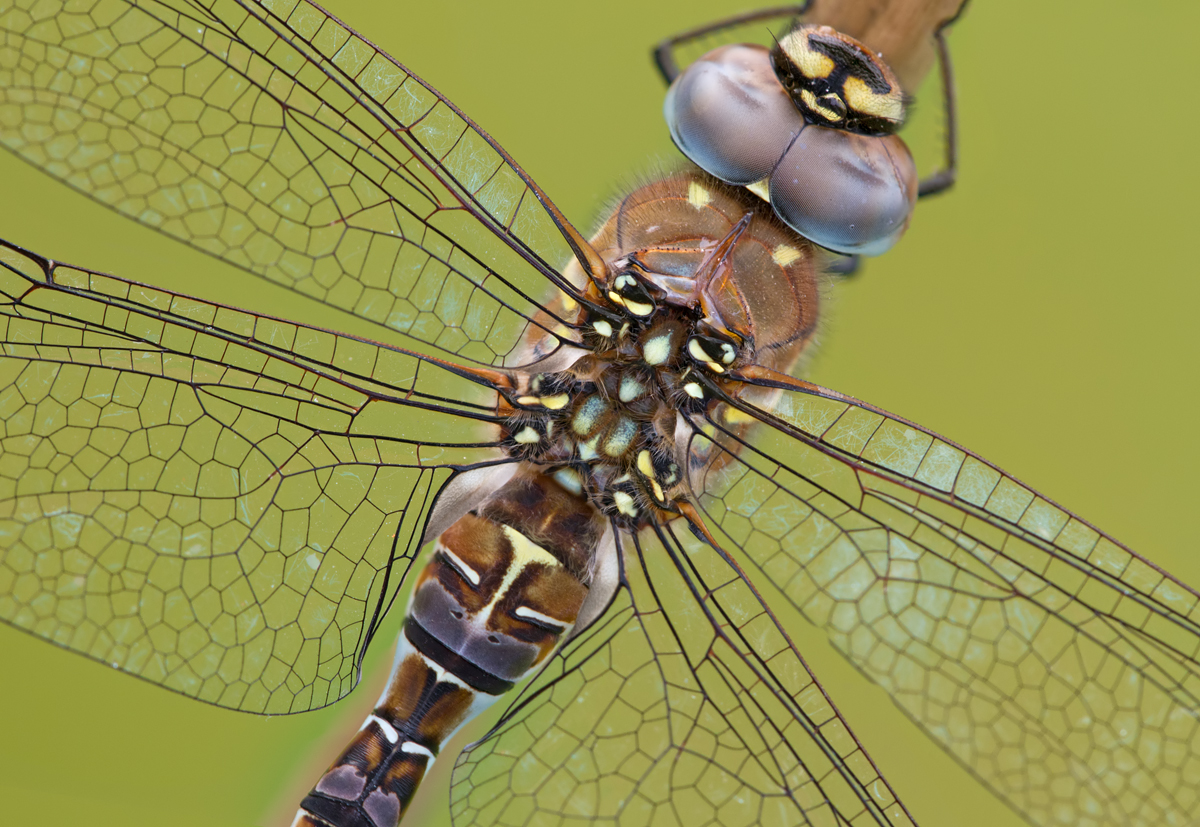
[770,26,904,135]
[806,31,893,93]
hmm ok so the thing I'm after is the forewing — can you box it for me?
[688,382,1200,827]
[450,521,913,827]
[0,0,586,366]
[0,238,511,713]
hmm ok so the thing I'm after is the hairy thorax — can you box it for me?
[498,169,824,528]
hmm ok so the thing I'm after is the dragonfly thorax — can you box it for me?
[500,171,826,526]
[501,310,705,526]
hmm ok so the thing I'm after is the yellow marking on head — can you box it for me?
[745,178,769,201]
[800,88,843,122]
[772,244,804,266]
[687,180,713,209]
[781,31,835,79]
[843,76,903,121]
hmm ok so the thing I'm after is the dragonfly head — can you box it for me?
[771,24,907,135]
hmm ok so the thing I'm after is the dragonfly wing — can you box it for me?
[0,0,589,366]
[0,238,514,713]
[685,379,1200,827]
[450,518,914,827]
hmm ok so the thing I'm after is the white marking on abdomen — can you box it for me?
[400,741,435,759]
[515,605,569,630]
[438,544,481,586]
[360,713,398,744]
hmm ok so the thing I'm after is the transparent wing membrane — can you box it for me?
[452,520,914,827]
[687,385,1200,826]
[0,238,510,713]
[4,2,1199,826]
[0,0,586,367]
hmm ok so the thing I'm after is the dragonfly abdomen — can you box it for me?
[296,474,602,827]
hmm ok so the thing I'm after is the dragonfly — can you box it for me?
[0,1,1195,825]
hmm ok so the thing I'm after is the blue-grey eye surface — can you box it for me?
[663,44,802,185]
[663,41,917,256]
[769,126,917,255]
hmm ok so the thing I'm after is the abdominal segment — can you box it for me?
[294,474,601,827]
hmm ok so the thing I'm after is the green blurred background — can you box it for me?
[1,1,1198,826]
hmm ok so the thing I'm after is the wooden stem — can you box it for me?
[808,0,969,91]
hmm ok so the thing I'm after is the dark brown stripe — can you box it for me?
[300,793,374,827]
[301,744,431,827]
[403,617,514,695]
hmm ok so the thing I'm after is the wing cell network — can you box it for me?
[5,3,1199,827]
[0,239,509,713]
[451,521,915,827]
[685,384,1200,827]
[0,0,586,367]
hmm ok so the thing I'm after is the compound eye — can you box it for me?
[769,126,917,255]
[664,44,804,185]
[608,272,657,318]
[686,335,738,373]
